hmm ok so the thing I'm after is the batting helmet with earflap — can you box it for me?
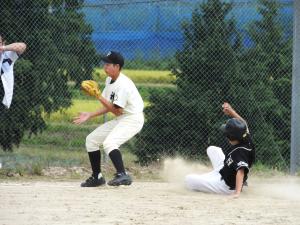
[220,118,247,141]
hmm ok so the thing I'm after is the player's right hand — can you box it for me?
[0,45,5,53]
[73,112,91,125]
[222,102,236,116]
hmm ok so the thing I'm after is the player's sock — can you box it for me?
[88,150,101,179]
[109,149,125,174]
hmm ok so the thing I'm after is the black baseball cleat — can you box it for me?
[81,176,106,187]
[107,172,132,186]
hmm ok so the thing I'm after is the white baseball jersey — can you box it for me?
[0,51,19,108]
[86,72,144,154]
[102,72,144,114]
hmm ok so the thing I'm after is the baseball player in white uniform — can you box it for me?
[185,103,255,198]
[0,33,26,108]
[73,51,144,187]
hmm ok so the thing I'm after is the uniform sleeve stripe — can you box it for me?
[228,147,252,155]
[236,166,249,171]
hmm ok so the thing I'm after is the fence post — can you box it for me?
[291,0,300,175]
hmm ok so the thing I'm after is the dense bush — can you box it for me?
[135,0,292,168]
[0,0,98,150]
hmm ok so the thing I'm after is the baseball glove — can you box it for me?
[81,80,101,98]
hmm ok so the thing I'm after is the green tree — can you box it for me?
[135,0,240,164]
[0,0,99,150]
[239,0,292,167]
[135,0,292,169]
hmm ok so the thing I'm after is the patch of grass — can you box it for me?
[43,97,157,123]
[125,56,175,70]
[22,122,96,147]
[70,84,174,102]
[0,146,87,179]
[0,145,161,181]
[43,99,114,123]
[94,68,175,84]
[251,161,288,177]
[31,162,43,176]
[22,122,144,153]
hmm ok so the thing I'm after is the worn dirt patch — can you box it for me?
[0,177,299,225]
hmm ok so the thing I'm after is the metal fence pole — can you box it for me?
[291,0,300,175]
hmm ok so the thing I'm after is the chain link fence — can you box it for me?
[0,0,296,171]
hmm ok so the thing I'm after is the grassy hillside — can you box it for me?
[93,68,175,84]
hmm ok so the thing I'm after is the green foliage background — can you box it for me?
[0,0,99,150]
[135,0,292,168]
[0,0,293,171]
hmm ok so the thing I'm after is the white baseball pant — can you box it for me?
[185,146,234,195]
[86,112,144,155]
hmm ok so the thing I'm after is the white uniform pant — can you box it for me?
[86,113,144,155]
[185,146,234,195]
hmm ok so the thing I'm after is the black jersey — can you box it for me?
[219,137,255,189]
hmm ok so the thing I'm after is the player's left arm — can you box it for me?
[97,96,123,116]
[0,42,27,55]
[231,150,250,198]
[98,87,128,116]
[232,168,245,198]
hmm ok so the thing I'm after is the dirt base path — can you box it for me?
[0,178,299,225]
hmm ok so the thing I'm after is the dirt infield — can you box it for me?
[1,158,300,225]
[0,177,299,225]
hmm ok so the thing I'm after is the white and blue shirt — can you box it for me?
[0,51,19,108]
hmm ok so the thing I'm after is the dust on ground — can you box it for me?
[0,157,299,225]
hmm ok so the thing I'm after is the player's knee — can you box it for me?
[103,140,118,155]
[206,146,220,156]
[85,134,98,152]
[206,146,214,156]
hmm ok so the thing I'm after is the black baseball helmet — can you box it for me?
[220,118,247,141]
